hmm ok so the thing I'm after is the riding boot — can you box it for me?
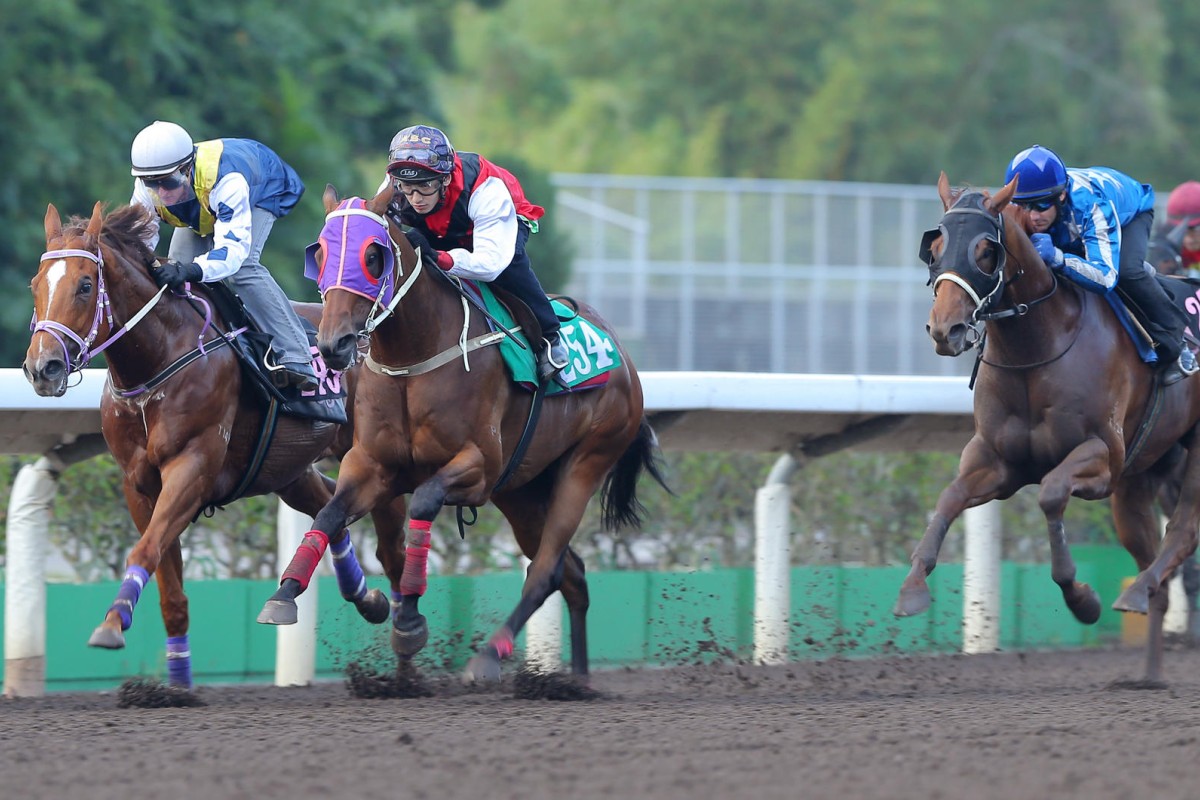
[1119,272,1191,382]
[537,333,571,388]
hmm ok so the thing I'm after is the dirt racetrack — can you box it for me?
[4,645,1200,800]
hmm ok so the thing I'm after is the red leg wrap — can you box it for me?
[399,521,432,597]
[490,627,515,660]
[281,530,330,591]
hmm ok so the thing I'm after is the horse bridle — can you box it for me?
[317,206,423,338]
[919,193,1058,337]
[31,247,170,380]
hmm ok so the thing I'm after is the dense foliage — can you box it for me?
[6,0,1192,579]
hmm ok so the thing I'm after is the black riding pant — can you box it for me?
[1117,210,1188,363]
[491,223,561,339]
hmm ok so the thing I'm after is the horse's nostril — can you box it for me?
[43,359,65,380]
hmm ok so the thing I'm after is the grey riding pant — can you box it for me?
[167,208,313,369]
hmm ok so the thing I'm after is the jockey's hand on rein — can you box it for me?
[403,229,454,271]
[1031,233,1065,269]
[152,259,204,292]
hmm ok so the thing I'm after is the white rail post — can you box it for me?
[523,557,563,672]
[754,454,796,665]
[274,502,318,686]
[962,500,1002,654]
[3,458,57,698]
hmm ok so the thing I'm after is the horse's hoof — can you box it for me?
[356,589,390,625]
[1113,582,1150,615]
[88,626,125,649]
[391,616,429,658]
[893,586,932,617]
[1066,583,1102,624]
[256,599,298,625]
[463,652,503,684]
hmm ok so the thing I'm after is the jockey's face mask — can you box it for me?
[142,167,195,206]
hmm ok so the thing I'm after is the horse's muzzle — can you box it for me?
[318,332,359,372]
[22,355,69,397]
[926,320,972,357]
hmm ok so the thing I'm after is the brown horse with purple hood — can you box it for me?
[257,183,667,681]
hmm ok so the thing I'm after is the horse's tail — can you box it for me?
[601,417,671,531]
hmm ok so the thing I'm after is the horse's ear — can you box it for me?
[323,183,340,214]
[85,201,104,242]
[366,180,395,214]
[991,177,1018,211]
[937,171,954,210]
[44,204,62,244]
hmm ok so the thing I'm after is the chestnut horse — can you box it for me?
[23,202,401,688]
[258,184,666,681]
[893,173,1200,683]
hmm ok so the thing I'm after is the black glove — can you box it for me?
[403,229,442,268]
[153,259,203,291]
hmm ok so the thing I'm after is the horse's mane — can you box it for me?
[62,204,158,265]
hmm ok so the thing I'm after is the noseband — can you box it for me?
[919,192,1057,334]
[31,247,170,379]
[310,204,423,337]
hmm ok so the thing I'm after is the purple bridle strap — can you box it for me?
[32,247,171,377]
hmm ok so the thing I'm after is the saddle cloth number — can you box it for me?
[557,319,616,384]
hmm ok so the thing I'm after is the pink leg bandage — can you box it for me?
[281,530,330,591]
[399,520,432,596]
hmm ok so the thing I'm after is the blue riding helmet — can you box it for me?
[387,125,456,182]
[1004,145,1068,202]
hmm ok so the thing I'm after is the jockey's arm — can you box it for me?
[442,177,518,282]
[192,173,255,282]
[1059,200,1120,294]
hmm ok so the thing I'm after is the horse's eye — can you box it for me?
[364,248,382,276]
[78,279,93,296]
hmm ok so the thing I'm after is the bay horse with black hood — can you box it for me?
[894,173,1200,684]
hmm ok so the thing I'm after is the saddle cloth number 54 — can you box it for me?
[557,319,616,384]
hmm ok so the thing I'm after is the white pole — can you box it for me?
[274,502,318,686]
[962,500,1002,654]
[753,455,795,665]
[3,459,57,698]
[524,559,563,672]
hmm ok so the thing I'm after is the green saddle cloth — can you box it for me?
[478,287,622,392]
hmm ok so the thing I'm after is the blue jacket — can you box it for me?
[1047,167,1155,293]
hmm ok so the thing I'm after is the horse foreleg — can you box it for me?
[156,538,193,688]
[894,438,1011,617]
[259,451,392,625]
[90,462,207,649]
[390,477,454,660]
[1038,438,1113,624]
[1145,580,1169,685]
[274,469,390,625]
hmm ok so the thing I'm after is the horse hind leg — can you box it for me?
[465,470,597,683]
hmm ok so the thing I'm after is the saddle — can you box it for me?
[205,282,347,424]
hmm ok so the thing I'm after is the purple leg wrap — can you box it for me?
[109,565,150,631]
[166,635,193,689]
[330,533,367,602]
[391,589,404,623]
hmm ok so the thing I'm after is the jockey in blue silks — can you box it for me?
[1005,144,1197,385]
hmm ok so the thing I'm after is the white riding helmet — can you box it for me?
[130,121,195,177]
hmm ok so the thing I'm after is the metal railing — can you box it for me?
[552,174,970,376]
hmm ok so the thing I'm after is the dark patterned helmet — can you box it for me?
[387,125,455,181]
